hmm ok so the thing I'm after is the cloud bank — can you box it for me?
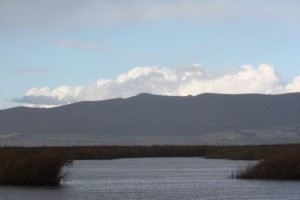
[13,64,300,107]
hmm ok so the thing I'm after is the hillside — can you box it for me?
[1,93,300,145]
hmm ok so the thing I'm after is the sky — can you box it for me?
[1,0,300,109]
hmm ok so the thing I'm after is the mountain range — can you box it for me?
[1,93,300,146]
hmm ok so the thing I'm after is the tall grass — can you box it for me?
[1,144,300,184]
[0,150,72,186]
[2,144,300,160]
[233,153,300,180]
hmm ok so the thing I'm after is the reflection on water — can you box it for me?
[1,158,300,200]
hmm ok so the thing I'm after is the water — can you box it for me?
[1,158,300,200]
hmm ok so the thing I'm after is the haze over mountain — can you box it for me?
[1,93,300,146]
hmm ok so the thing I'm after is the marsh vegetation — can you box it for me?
[0,149,72,186]
[233,153,300,180]
[1,144,300,185]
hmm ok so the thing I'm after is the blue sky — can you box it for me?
[1,0,300,108]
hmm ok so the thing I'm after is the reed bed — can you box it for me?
[0,149,72,186]
[1,144,300,184]
[233,152,300,180]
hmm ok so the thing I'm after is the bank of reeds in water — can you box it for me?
[1,144,300,184]
[233,153,300,180]
[0,150,72,186]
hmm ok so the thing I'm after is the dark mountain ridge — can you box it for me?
[1,93,300,145]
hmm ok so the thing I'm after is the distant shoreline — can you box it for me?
[1,143,300,160]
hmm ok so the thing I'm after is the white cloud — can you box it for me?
[13,64,300,107]
[272,76,300,94]
[1,1,299,30]
[13,86,83,107]
[178,65,280,95]
[285,76,300,92]
[26,86,82,100]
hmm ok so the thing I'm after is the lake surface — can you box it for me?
[1,158,300,200]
